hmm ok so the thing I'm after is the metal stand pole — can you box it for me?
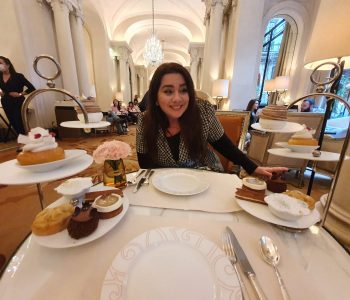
[36,183,45,210]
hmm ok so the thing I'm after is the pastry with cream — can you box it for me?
[17,127,65,165]
[259,104,287,130]
[92,193,124,219]
[288,126,318,146]
[235,177,267,204]
[31,203,74,236]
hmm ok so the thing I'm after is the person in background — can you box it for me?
[301,99,314,112]
[136,62,287,178]
[245,98,260,130]
[127,101,140,124]
[0,56,35,135]
[107,99,127,134]
[133,94,139,105]
[138,91,149,112]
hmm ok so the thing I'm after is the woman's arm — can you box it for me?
[210,133,257,174]
[20,74,35,94]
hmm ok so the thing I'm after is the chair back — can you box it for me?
[214,110,250,173]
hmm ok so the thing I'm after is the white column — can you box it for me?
[201,0,227,95]
[49,0,79,95]
[70,8,90,96]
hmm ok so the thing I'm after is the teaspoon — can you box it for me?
[260,236,290,300]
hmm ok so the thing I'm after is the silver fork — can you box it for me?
[144,170,155,185]
[127,169,145,185]
[222,231,250,300]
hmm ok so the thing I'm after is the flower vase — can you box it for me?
[103,159,127,188]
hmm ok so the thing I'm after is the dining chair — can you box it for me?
[214,110,251,173]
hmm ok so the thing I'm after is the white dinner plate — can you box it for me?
[275,142,319,153]
[100,227,242,300]
[236,198,321,229]
[16,149,87,172]
[60,120,110,128]
[252,122,303,133]
[32,196,129,248]
[151,169,210,195]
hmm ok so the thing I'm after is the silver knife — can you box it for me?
[226,226,267,300]
[133,169,152,193]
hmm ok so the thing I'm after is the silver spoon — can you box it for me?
[260,236,290,300]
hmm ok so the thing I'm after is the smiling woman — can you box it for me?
[136,62,288,179]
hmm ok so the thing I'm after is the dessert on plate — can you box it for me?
[31,203,74,236]
[75,98,103,123]
[92,193,124,219]
[288,126,318,146]
[259,104,287,130]
[266,172,287,193]
[17,127,65,165]
[283,190,316,209]
[67,203,99,239]
[235,176,267,204]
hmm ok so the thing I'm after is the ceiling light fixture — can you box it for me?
[143,0,163,67]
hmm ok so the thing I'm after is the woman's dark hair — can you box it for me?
[143,62,205,162]
[246,99,259,112]
[0,56,16,74]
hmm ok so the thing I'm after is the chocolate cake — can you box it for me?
[67,204,99,239]
[266,173,287,193]
[260,105,287,121]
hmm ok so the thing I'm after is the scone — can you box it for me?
[32,203,74,236]
[17,127,65,165]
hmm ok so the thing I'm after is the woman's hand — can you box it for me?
[9,92,23,97]
[253,166,288,180]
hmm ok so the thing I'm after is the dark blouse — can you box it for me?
[0,73,35,97]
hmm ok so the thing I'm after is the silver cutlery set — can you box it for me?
[223,227,290,300]
[131,169,155,193]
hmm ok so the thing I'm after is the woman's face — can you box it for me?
[0,59,9,72]
[254,101,259,110]
[157,73,189,122]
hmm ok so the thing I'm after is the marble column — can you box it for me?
[114,42,133,103]
[201,0,228,95]
[70,8,90,96]
[189,43,204,89]
[49,0,79,95]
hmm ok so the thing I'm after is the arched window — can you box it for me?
[257,17,297,105]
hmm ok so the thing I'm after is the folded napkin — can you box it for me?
[124,169,243,213]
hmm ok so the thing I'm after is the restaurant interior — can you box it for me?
[0,0,350,299]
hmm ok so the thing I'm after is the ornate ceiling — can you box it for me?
[83,0,206,66]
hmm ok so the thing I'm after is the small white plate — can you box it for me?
[16,149,87,172]
[252,122,303,133]
[60,121,110,128]
[275,142,319,153]
[236,198,321,229]
[152,169,210,195]
[100,227,241,300]
[32,196,129,248]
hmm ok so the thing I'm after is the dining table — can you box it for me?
[0,168,349,300]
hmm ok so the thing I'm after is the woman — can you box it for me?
[107,99,128,134]
[245,99,260,130]
[0,56,35,135]
[136,63,287,178]
[127,101,140,124]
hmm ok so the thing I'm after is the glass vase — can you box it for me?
[103,159,127,188]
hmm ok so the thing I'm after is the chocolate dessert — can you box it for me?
[67,204,99,239]
[235,185,267,204]
[74,99,101,114]
[266,173,287,193]
[260,105,287,121]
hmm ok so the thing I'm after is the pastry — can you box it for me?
[288,126,318,146]
[259,104,287,130]
[283,190,316,209]
[92,193,124,219]
[67,204,99,239]
[31,203,74,236]
[266,173,287,193]
[235,177,267,204]
[17,127,65,165]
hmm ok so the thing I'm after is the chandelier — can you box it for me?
[143,0,163,67]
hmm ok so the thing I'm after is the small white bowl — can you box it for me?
[55,177,93,199]
[92,193,123,213]
[259,118,287,130]
[265,193,310,221]
[77,112,103,123]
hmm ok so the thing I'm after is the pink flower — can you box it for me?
[93,141,131,164]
